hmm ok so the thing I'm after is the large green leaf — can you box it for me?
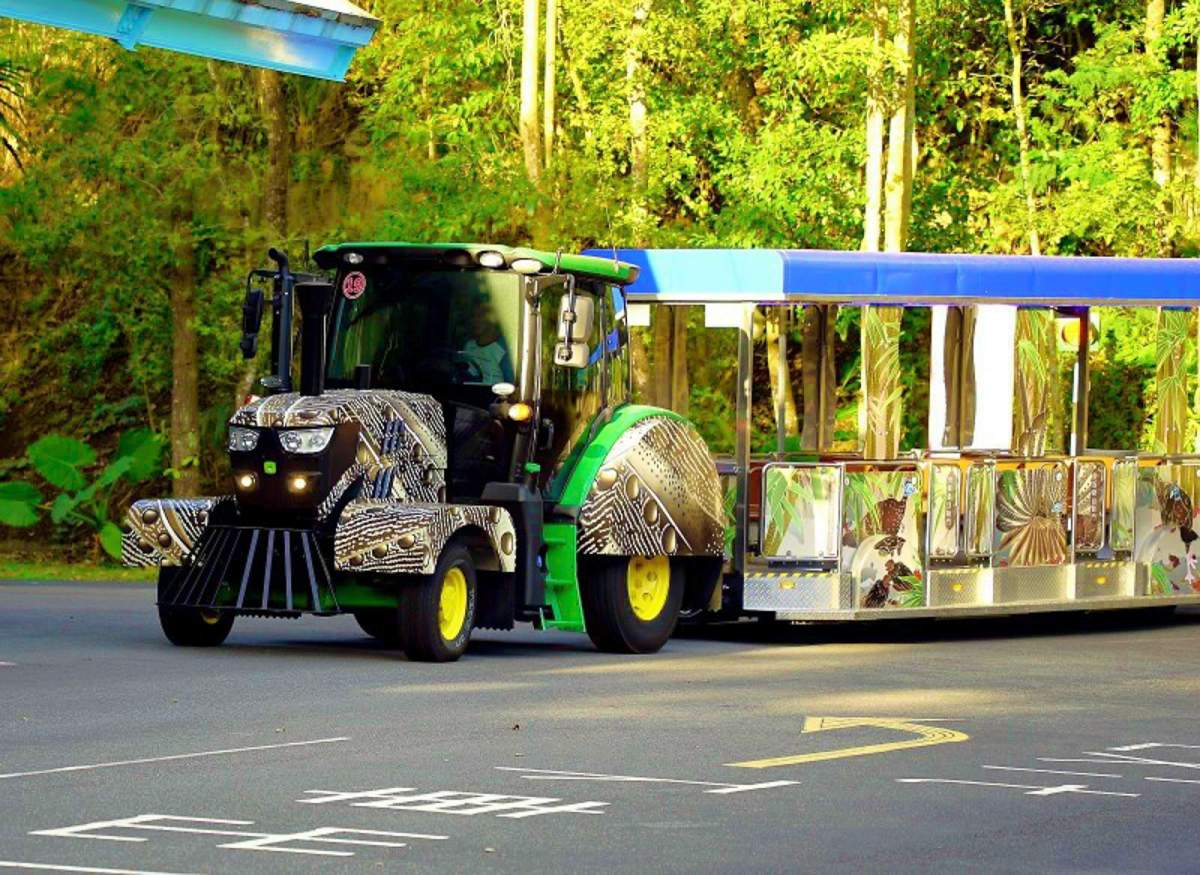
[99,521,124,561]
[0,480,42,527]
[116,429,164,482]
[27,435,96,492]
[50,492,79,524]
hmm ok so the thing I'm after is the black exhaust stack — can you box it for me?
[296,279,335,396]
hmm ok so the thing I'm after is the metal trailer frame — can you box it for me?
[584,247,1200,621]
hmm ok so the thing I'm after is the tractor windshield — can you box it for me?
[326,266,521,400]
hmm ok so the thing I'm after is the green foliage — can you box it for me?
[0,429,163,558]
[0,0,1196,496]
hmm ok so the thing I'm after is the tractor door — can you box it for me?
[534,282,611,500]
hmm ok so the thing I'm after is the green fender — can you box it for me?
[540,405,724,632]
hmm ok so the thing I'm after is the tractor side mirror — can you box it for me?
[554,292,594,369]
[239,287,265,359]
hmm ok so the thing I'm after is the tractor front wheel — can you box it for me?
[580,555,683,654]
[400,542,477,662]
[157,568,235,647]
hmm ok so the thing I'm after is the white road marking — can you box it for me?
[1040,752,1200,771]
[0,737,349,780]
[897,778,1139,798]
[1109,743,1200,751]
[495,766,799,795]
[0,661,16,667]
[982,765,1123,778]
[0,862,203,875]
[1145,776,1200,785]
[301,787,608,818]
[32,814,445,858]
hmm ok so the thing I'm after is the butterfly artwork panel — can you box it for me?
[1133,462,1200,595]
[842,468,925,609]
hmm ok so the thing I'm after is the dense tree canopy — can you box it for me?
[1,0,1199,543]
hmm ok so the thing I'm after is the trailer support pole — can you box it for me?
[1072,308,1090,455]
[734,302,753,576]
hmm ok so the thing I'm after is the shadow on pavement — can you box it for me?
[673,606,1200,647]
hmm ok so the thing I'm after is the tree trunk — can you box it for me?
[800,307,821,450]
[519,0,541,184]
[671,306,689,416]
[543,0,557,169]
[629,327,651,401]
[1003,0,1040,255]
[652,309,671,407]
[883,0,915,252]
[260,69,288,239]
[171,229,201,497]
[862,0,888,252]
[237,69,290,407]
[765,308,799,445]
[627,3,650,186]
[1147,0,1171,190]
[1154,308,1191,454]
[862,305,903,459]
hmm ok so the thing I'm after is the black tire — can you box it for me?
[354,610,404,648]
[400,542,477,662]
[580,556,684,654]
[157,568,235,647]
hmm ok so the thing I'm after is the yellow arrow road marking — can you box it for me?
[727,716,969,769]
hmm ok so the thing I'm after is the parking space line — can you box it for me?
[1145,776,1200,784]
[0,862,205,875]
[495,766,798,794]
[0,738,349,781]
[982,766,1123,778]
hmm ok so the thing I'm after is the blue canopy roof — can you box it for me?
[0,0,379,81]
[582,248,1200,307]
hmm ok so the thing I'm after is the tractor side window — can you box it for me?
[606,285,631,404]
[538,287,603,496]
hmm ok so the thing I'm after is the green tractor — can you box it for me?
[122,243,725,661]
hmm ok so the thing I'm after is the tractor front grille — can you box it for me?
[159,526,338,614]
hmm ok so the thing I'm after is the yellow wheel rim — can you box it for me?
[200,610,221,626]
[626,555,671,622]
[438,567,469,641]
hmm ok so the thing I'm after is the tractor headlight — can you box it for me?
[279,427,334,455]
[228,427,260,453]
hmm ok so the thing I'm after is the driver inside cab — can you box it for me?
[458,296,513,385]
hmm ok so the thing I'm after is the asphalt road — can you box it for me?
[2,581,1200,874]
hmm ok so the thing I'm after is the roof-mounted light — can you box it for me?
[478,251,506,269]
[512,258,544,275]
[344,252,364,265]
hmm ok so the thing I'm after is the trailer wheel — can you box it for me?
[353,610,404,648]
[580,555,684,654]
[157,571,234,647]
[400,542,477,662]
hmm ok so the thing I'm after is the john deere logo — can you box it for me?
[263,461,277,475]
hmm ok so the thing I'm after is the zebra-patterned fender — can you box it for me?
[121,496,231,568]
[334,499,517,575]
[577,416,724,557]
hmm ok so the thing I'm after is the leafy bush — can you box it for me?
[0,429,163,560]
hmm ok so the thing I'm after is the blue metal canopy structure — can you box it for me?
[0,0,379,81]
[584,248,1200,307]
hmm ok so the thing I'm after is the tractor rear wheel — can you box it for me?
[580,555,683,654]
[400,542,477,662]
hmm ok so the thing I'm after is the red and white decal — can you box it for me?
[342,271,367,300]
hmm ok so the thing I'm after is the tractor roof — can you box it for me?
[313,242,640,286]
